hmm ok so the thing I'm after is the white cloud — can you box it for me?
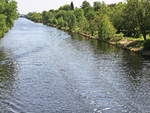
[16,0,124,14]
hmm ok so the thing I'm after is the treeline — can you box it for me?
[27,0,150,40]
[0,0,18,38]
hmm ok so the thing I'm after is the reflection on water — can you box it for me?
[70,34,150,113]
[0,49,18,112]
[0,49,17,84]
[0,18,150,113]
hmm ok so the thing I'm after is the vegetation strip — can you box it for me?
[0,0,18,38]
[26,0,150,56]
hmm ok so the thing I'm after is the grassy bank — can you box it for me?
[80,31,150,56]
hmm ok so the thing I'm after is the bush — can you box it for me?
[95,14,116,40]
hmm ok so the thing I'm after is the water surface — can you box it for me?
[0,18,150,113]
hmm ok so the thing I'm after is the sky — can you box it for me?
[16,0,124,14]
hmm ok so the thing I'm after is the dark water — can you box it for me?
[0,18,150,113]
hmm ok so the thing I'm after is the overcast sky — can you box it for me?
[16,0,124,14]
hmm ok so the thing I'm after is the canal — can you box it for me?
[0,18,150,113]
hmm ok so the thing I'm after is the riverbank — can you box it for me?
[79,32,150,56]
[0,28,10,39]
[0,0,18,39]
[29,19,150,57]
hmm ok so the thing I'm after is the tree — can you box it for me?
[65,11,76,31]
[27,12,42,22]
[93,1,102,11]
[85,8,96,35]
[96,2,109,15]
[108,2,126,33]
[123,0,150,40]
[95,15,116,39]
[137,0,150,40]
[0,0,18,38]
[123,0,141,37]
[42,11,49,23]
[81,1,91,9]
[74,8,88,32]
[59,4,71,11]
[70,2,74,10]
[4,0,18,28]
[0,14,6,37]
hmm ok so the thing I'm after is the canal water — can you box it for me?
[0,18,150,113]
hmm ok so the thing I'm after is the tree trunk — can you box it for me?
[140,26,147,40]
[143,33,147,41]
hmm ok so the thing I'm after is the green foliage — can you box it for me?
[0,14,6,37]
[65,11,76,31]
[81,1,92,18]
[85,8,96,35]
[81,1,91,10]
[74,8,88,32]
[27,12,42,22]
[95,2,108,15]
[108,2,126,33]
[57,17,65,28]
[0,0,18,38]
[59,4,72,11]
[123,0,150,40]
[95,15,116,39]
[0,14,6,30]
[93,1,102,11]
[26,0,150,43]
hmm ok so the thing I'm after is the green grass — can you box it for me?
[110,34,150,50]
[123,36,150,41]
[113,33,150,41]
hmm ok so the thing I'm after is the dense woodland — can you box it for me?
[27,0,150,42]
[0,0,18,38]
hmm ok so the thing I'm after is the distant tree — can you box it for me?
[81,1,91,16]
[81,1,91,9]
[93,1,102,11]
[123,0,140,37]
[74,8,88,32]
[0,14,6,37]
[27,12,42,22]
[70,2,74,10]
[137,0,150,40]
[85,8,96,35]
[59,4,71,11]
[65,11,76,31]
[108,2,126,33]
[0,0,18,38]
[95,15,116,39]
[42,11,49,23]
[96,2,109,15]
[123,0,150,40]
[4,0,18,28]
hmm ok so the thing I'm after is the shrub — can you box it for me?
[95,14,116,40]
